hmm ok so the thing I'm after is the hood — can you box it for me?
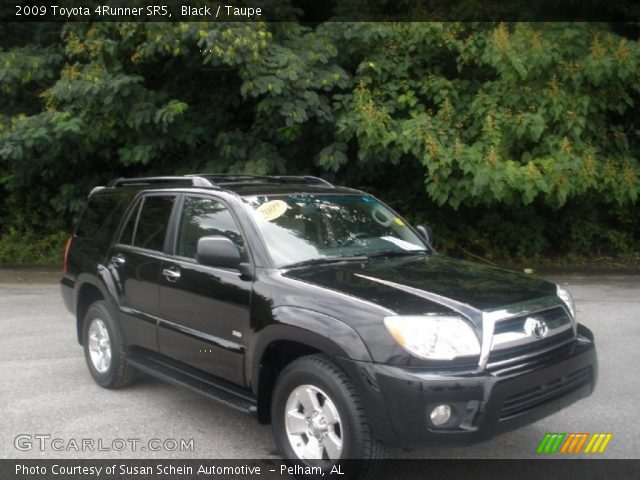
[284,253,556,315]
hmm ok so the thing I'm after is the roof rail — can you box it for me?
[300,176,334,187]
[106,174,335,189]
[108,176,214,188]
[88,186,106,198]
[189,174,334,187]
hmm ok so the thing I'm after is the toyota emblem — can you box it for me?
[523,317,548,339]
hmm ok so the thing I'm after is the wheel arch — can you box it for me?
[74,273,113,345]
[248,306,372,424]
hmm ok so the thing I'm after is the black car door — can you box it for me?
[157,194,251,385]
[109,193,177,351]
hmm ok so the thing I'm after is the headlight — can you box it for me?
[556,285,576,319]
[383,315,480,360]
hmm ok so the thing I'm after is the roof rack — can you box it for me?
[108,176,214,188]
[189,174,334,187]
[88,186,106,197]
[107,174,334,189]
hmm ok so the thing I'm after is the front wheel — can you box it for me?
[271,355,384,476]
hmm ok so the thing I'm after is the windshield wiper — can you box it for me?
[282,251,428,269]
[358,250,429,259]
[282,255,368,269]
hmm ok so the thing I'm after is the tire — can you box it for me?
[271,354,384,478]
[82,300,138,388]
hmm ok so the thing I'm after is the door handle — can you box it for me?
[162,267,181,282]
[112,254,126,266]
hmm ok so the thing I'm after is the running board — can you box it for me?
[127,353,257,415]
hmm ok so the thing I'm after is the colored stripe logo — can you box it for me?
[537,433,612,454]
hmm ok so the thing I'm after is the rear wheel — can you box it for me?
[82,300,137,388]
[271,354,384,477]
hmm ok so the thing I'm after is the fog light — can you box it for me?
[430,404,452,426]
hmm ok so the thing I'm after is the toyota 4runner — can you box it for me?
[60,174,597,472]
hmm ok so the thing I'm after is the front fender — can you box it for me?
[247,306,398,441]
[247,306,372,391]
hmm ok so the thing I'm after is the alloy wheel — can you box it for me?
[87,318,112,373]
[284,384,343,460]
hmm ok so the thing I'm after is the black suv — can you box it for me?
[61,175,597,468]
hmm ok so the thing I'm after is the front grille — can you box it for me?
[488,307,575,368]
[493,306,570,335]
[500,367,591,419]
[489,329,574,365]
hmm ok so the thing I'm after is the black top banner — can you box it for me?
[3,0,640,22]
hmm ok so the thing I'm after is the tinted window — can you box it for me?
[76,192,133,244]
[119,199,141,245]
[176,197,244,259]
[133,196,175,252]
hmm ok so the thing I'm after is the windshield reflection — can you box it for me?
[243,194,427,267]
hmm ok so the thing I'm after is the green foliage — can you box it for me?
[333,22,639,209]
[0,229,68,265]
[1,21,638,264]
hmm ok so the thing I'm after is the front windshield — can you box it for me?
[243,194,428,267]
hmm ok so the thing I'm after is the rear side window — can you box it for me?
[76,192,133,244]
[132,195,176,252]
[119,199,141,245]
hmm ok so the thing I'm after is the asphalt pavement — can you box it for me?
[1,268,638,459]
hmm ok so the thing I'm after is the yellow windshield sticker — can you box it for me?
[256,200,288,221]
[394,217,405,226]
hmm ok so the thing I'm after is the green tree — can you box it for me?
[1,21,638,264]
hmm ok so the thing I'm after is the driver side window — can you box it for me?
[176,196,244,259]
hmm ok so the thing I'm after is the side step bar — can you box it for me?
[127,353,257,415]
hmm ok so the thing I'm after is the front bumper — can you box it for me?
[339,324,597,448]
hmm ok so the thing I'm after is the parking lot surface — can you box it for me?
[1,268,638,459]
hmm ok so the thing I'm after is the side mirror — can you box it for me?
[417,225,434,246]
[196,236,241,269]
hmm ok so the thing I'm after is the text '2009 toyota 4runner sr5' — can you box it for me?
[61,175,597,472]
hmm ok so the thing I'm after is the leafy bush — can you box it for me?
[0,22,638,264]
[0,229,68,265]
